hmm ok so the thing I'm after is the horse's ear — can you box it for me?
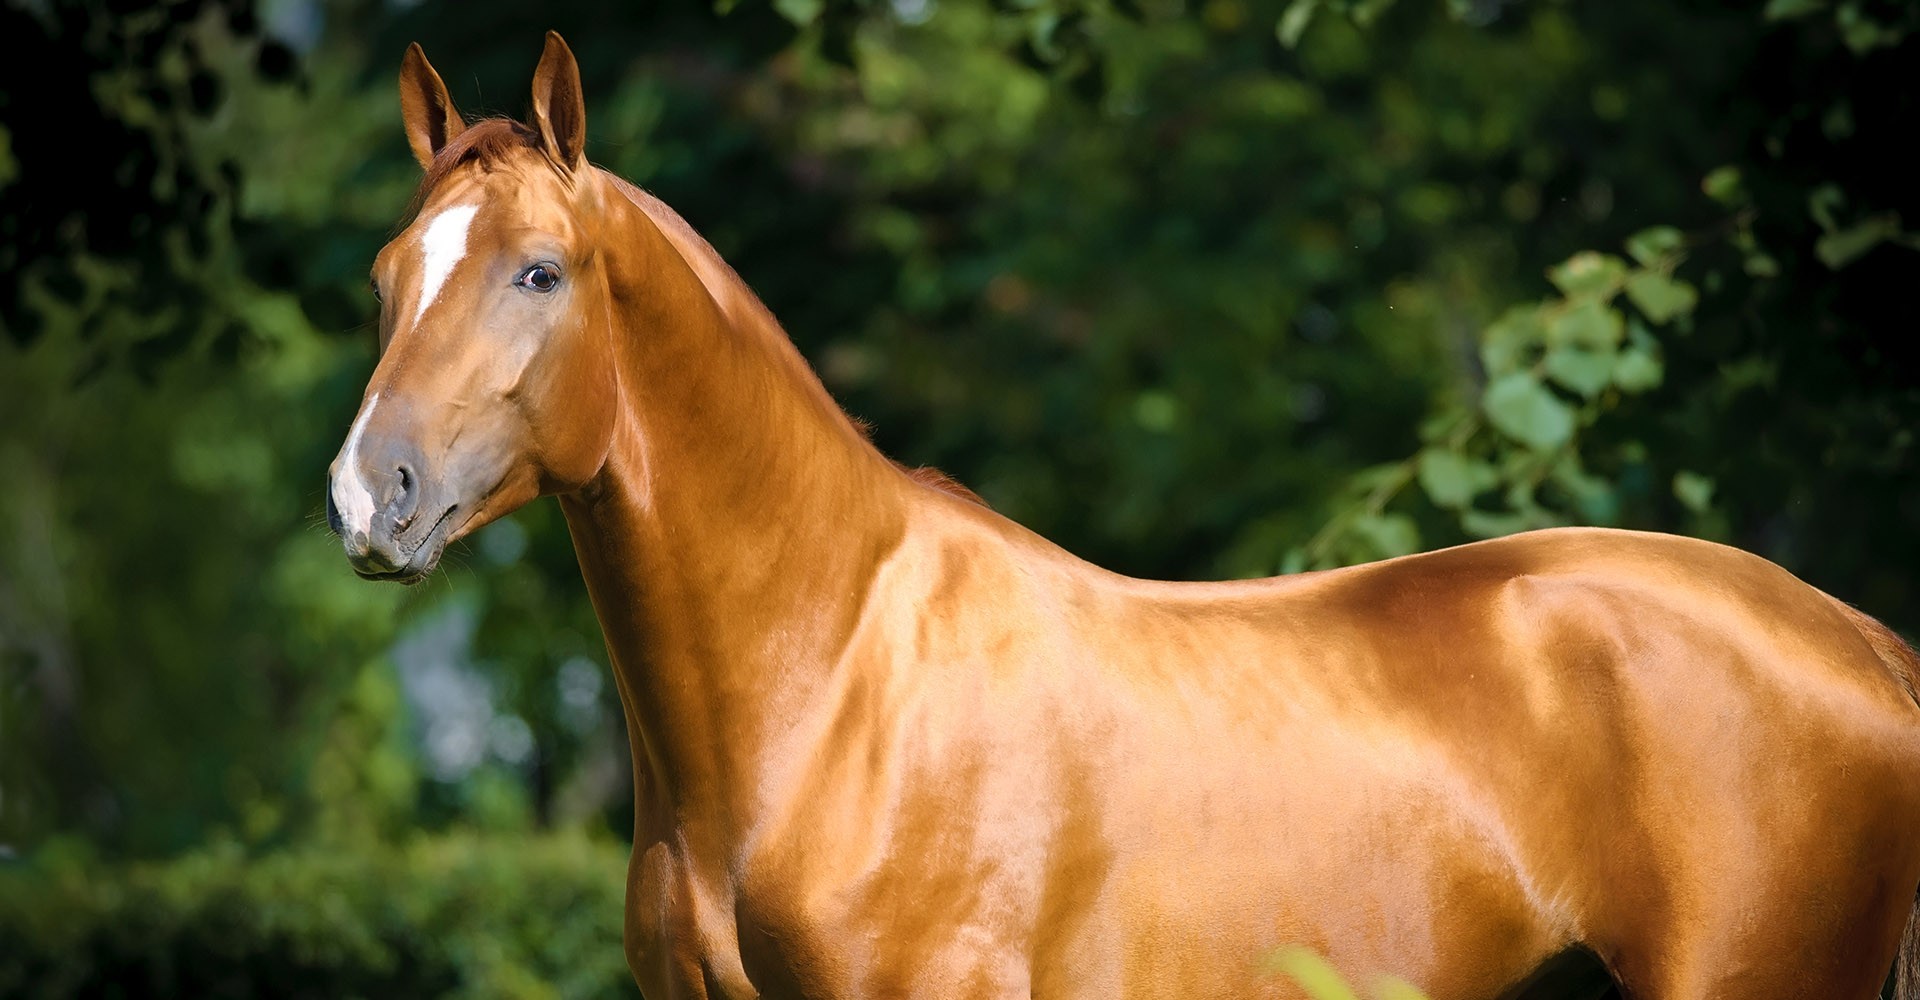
[530,31,586,173]
[399,43,464,170]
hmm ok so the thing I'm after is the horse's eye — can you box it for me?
[517,264,560,293]
[370,278,382,302]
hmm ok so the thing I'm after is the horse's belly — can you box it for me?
[1026,756,1567,999]
[718,748,1565,999]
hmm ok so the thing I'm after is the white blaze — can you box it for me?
[413,203,479,326]
[333,391,382,540]
[332,204,479,542]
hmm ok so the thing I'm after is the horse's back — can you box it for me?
[1039,524,1920,996]
[1119,525,1920,730]
[747,510,1920,997]
[1192,525,1920,997]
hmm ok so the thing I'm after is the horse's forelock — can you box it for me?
[403,117,543,224]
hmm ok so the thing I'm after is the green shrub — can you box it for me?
[0,832,639,1000]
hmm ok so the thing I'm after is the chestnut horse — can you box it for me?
[326,32,1920,1000]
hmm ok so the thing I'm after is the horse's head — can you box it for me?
[326,34,616,582]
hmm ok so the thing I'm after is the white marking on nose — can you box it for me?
[414,203,479,326]
[332,392,382,541]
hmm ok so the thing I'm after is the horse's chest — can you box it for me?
[726,851,1035,998]
[623,833,1033,999]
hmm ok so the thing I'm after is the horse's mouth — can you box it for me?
[353,503,460,584]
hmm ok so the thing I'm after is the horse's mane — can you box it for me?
[901,465,988,507]
[406,117,989,511]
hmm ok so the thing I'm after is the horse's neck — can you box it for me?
[560,173,906,842]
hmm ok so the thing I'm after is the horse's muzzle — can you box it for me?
[331,501,453,584]
[326,457,453,584]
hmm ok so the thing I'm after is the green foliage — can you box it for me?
[1285,0,1917,580]
[1267,945,1429,1000]
[0,832,637,1000]
[0,2,296,369]
[1291,226,1696,569]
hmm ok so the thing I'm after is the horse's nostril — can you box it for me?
[391,462,422,526]
[324,480,344,537]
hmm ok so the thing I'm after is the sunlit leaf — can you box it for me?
[1612,346,1664,393]
[773,0,823,26]
[1347,0,1399,28]
[1550,453,1618,524]
[1133,390,1179,431]
[1482,373,1576,451]
[1277,0,1321,48]
[1837,2,1905,54]
[1548,300,1625,349]
[1267,946,1361,1000]
[1417,449,1496,509]
[1544,345,1614,398]
[1815,213,1902,270]
[1460,508,1535,539]
[1547,252,1627,300]
[1372,975,1432,1000]
[1624,226,1684,266]
[1480,306,1546,376]
[1351,512,1421,559]
[1701,166,1744,204]
[1673,470,1716,513]
[1623,272,1698,324]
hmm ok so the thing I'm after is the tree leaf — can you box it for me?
[1701,166,1744,205]
[1612,345,1664,393]
[1837,2,1904,54]
[1266,946,1361,1000]
[1807,183,1845,232]
[1417,448,1496,509]
[1277,0,1320,48]
[1347,0,1399,29]
[1815,213,1901,270]
[1482,373,1576,451]
[1350,512,1421,559]
[1762,0,1827,19]
[1673,470,1715,513]
[1624,226,1684,266]
[1544,344,1614,398]
[1548,300,1625,349]
[1460,508,1535,539]
[1623,271,1698,324]
[1547,252,1627,300]
[1371,977,1431,1000]
[773,0,823,25]
[1550,453,1618,524]
[1479,306,1546,376]
[1133,390,1178,431]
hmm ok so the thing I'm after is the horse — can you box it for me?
[324,32,1920,1000]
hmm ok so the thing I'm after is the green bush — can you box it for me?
[0,832,639,1000]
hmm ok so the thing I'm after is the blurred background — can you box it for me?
[0,0,1914,995]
